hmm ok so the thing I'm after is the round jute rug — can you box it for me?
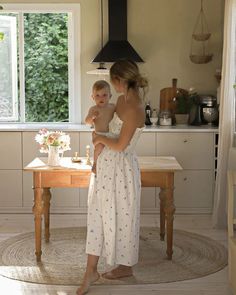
[0,227,227,285]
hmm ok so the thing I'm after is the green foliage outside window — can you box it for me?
[24,13,69,122]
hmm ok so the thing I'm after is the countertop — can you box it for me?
[0,123,219,132]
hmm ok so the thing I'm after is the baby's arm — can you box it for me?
[85,107,99,125]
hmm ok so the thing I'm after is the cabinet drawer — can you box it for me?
[156,132,214,169]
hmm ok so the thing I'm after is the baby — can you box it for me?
[85,80,115,173]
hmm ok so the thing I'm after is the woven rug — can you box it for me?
[0,227,227,285]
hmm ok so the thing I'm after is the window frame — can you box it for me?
[0,3,81,124]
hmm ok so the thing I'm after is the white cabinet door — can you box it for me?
[136,133,156,156]
[156,133,214,169]
[174,170,214,212]
[0,132,22,169]
[0,170,22,207]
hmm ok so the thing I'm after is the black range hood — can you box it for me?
[92,0,144,63]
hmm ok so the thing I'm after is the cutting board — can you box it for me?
[160,79,188,113]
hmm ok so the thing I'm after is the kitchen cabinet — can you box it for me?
[155,132,215,213]
[0,132,22,210]
[0,170,22,208]
[155,133,214,169]
[0,132,22,169]
[0,129,217,214]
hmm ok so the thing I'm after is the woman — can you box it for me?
[77,60,148,295]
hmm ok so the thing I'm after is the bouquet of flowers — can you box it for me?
[35,128,71,153]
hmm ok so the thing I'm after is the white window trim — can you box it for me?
[1,3,81,124]
[19,12,25,122]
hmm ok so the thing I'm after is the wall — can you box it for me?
[2,0,225,121]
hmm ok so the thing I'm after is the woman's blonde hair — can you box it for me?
[110,60,148,92]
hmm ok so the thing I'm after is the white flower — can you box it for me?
[35,129,71,153]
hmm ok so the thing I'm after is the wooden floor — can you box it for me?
[0,214,232,295]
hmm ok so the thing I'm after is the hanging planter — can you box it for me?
[192,32,211,42]
[190,0,213,64]
[190,54,213,64]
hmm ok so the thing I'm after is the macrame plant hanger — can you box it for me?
[190,0,213,64]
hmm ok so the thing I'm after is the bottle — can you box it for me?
[145,102,152,125]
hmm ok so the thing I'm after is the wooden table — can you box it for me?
[24,156,182,262]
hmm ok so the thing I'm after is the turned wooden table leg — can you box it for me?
[32,172,44,262]
[163,174,175,260]
[159,188,166,241]
[43,188,51,243]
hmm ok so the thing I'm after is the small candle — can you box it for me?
[86,145,92,165]
[86,145,90,155]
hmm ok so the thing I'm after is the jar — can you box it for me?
[150,108,158,125]
[159,111,172,126]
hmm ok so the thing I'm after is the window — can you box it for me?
[0,4,80,123]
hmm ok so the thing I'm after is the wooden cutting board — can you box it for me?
[160,79,188,113]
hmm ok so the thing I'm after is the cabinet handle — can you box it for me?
[183,139,188,143]
[183,177,187,181]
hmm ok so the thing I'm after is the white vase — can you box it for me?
[47,146,61,166]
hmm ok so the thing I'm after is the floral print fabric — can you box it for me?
[86,113,143,266]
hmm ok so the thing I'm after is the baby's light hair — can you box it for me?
[92,80,111,93]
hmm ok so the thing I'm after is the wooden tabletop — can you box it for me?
[24,156,182,172]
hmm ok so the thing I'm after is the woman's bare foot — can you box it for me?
[76,270,100,295]
[102,265,133,280]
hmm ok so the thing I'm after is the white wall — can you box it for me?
[3,0,224,122]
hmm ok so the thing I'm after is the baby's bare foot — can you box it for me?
[76,271,100,295]
[102,265,133,280]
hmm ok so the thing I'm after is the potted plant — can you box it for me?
[175,89,195,125]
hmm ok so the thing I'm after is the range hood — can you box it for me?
[92,0,144,63]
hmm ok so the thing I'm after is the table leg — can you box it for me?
[32,187,44,262]
[163,187,175,260]
[43,188,51,243]
[159,188,166,241]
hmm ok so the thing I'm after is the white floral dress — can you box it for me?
[86,112,143,266]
